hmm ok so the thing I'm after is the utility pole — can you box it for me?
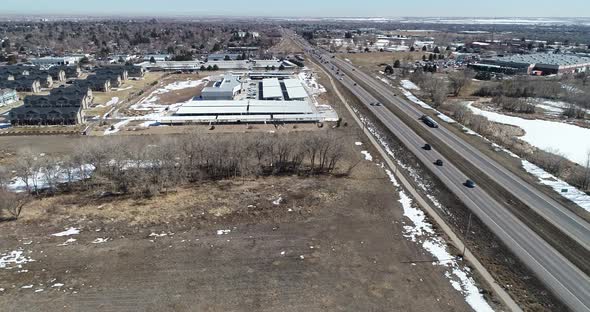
[462,212,473,258]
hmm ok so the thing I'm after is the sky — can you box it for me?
[1,0,589,18]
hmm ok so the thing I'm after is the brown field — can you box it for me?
[0,127,486,311]
[336,51,429,72]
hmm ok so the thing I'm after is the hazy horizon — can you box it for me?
[2,0,589,18]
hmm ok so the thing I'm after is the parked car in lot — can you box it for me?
[465,180,476,188]
[423,143,432,150]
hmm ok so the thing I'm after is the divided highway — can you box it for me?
[289,33,590,311]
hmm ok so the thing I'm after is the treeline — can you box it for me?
[2,133,344,199]
[473,77,590,118]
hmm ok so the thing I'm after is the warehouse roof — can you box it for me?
[282,79,308,99]
[489,53,590,66]
[175,100,314,116]
[262,78,283,99]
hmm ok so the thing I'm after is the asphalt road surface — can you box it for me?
[288,33,590,312]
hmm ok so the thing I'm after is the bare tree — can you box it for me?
[448,69,475,96]
[0,190,30,221]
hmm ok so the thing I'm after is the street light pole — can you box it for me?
[462,212,473,258]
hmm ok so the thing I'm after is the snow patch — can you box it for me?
[0,250,34,269]
[58,238,77,246]
[522,160,590,211]
[401,80,420,90]
[272,196,283,206]
[398,87,432,110]
[361,151,373,161]
[216,229,231,235]
[51,227,80,237]
[467,103,590,166]
[92,238,109,244]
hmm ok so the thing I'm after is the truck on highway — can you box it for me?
[420,115,439,128]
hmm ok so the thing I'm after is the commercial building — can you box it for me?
[208,53,242,61]
[261,78,283,100]
[201,73,242,100]
[167,99,321,124]
[473,53,590,75]
[30,56,84,66]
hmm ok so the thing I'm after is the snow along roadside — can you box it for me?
[316,61,520,311]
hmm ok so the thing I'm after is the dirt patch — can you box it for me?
[0,164,477,312]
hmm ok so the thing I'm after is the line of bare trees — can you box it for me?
[409,70,448,108]
[1,132,345,203]
[492,96,536,114]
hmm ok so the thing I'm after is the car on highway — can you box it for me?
[435,159,443,166]
[374,102,381,106]
[423,143,432,150]
[420,115,439,128]
[465,180,476,188]
[354,83,357,86]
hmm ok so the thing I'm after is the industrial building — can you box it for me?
[473,53,590,75]
[164,99,325,124]
[201,74,242,100]
[30,56,84,66]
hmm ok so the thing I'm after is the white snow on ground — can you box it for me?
[0,250,34,269]
[376,76,393,86]
[388,166,494,312]
[57,238,77,246]
[104,97,119,107]
[400,80,420,90]
[298,70,326,96]
[436,112,457,124]
[51,227,80,237]
[522,160,590,211]
[149,232,170,238]
[92,238,109,244]
[272,196,283,206]
[7,164,95,193]
[216,229,231,235]
[104,119,131,135]
[360,151,373,161]
[467,103,590,166]
[398,87,432,110]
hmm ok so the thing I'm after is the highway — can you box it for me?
[288,33,590,311]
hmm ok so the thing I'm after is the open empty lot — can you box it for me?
[0,124,491,312]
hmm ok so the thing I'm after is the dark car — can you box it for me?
[354,83,357,86]
[374,102,381,106]
[369,102,375,106]
[465,180,476,188]
[423,144,432,150]
[435,159,443,166]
